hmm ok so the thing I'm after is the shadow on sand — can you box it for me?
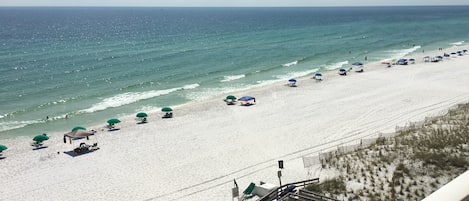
[63,149,99,157]
[32,146,48,151]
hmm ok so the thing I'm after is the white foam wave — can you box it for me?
[450,41,464,46]
[79,83,200,114]
[386,46,421,59]
[275,69,320,80]
[282,60,298,67]
[220,74,246,82]
[0,120,43,132]
[325,61,349,70]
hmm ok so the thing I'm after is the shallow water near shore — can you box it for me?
[1,6,469,138]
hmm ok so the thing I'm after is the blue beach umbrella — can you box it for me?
[288,79,297,83]
[352,62,363,66]
[435,56,443,60]
[463,49,468,53]
[451,52,457,55]
[314,72,322,77]
[238,96,255,101]
[444,53,450,57]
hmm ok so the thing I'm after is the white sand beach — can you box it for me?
[1,46,469,201]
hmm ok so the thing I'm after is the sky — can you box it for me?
[1,0,469,7]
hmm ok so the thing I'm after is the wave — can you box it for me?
[220,74,246,82]
[275,68,320,80]
[450,41,464,46]
[325,61,349,70]
[282,60,298,67]
[78,83,200,114]
[0,120,43,133]
[386,45,421,59]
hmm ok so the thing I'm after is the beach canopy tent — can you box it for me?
[63,129,95,144]
[338,68,347,75]
[409,58,416,64]
[33,133,49,143]
[0,144,7,153]
[72,126,86,131]
[136,112,147,118]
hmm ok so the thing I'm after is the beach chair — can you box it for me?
[31,141,44,147]
[163,112,173,118]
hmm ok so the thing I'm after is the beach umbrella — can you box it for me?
[444,53,450,57]
[288,79,297,83]
[161,107,173,113]
[352,62,363,66]
[136,112,147,118]
[451,52,457,55]
[463,49,468,53]
[33,133,49,143]
[107,118,121,125]
[72,126,86,131]
[225,95,237,100]
[315,72,322,76]
[238,96,255,101]
[0,144,7,152]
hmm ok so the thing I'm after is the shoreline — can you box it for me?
[1,44,469,201]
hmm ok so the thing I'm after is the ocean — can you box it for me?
[1,6,469,139]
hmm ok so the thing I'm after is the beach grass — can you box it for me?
[310,102,469,200]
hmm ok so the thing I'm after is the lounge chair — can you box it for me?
[31,141,44,147]
[163,112,173,118]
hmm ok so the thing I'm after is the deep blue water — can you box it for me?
[1,6,469,138]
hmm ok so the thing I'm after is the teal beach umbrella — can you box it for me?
[161,107,173,112]
[136,112,147,118]
[33,133,49,143]
[107,118,121,125]
[72,126,86,131]
[0,144,7,152]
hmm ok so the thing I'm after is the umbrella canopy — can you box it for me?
[444,53,450,57]
[72,126,86,131]
[463,49,468,53]
[136,112,147,118]
[107,118,121,125]
[33,133,49,143]
[161,107,173,112]
[409,58,415,61]
[238,96,255,101]
[0,144,7,152]
[225,95,237,100]
[315,72,322,76]
[288,79,297,83]
[451,52,457,55]
[339,68,346,72]
[435,56,443,59]
[352,62,363,66]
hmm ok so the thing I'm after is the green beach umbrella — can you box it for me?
[0,144,7,152]
[107,118,121,125]
[136,112,148,118]
[72,126,86,131]
[226,95,237,100]
[33,133,49,143]
[161,107,173,112]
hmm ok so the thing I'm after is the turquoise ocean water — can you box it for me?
[1,6,469,139]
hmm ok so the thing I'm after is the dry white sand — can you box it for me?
[1,46,469,201]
